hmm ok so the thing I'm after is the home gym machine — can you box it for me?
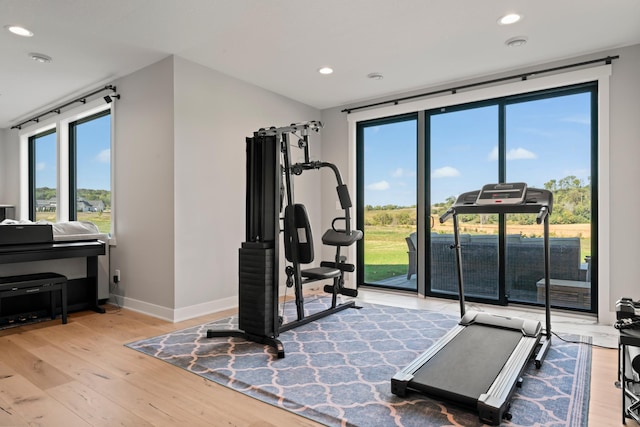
[206,121,362,358]
[391,183,553,425]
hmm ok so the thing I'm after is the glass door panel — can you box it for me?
[505,92,593,310]
[429,105,500,300]
[360,116,417,291]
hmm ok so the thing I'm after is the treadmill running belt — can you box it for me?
[411,323,523,407]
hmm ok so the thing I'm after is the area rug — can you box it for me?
[126,297,591,426]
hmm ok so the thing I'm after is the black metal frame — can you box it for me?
[207,122,361,358]
[440,186,553,366]
[391,186,554,425]
[68,109,112,220]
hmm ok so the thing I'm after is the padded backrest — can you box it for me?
[284,204,314,264]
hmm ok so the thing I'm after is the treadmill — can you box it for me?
[391,183,553,425]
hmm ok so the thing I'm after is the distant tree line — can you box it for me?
[432,176,590,224]
[366,176,591,226]
[35,187,111,209]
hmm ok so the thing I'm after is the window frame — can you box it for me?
[68,108,112,221]
[422,82,597,311]
[355,112,419,289]
[347,64,610,318]
[28,127,57,220]
[19,98,114,234]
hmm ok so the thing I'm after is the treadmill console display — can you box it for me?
[475,183,527,205]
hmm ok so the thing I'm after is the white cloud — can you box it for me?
[96,149,110,163]
[487,145,537,161]
[507,147,537,160]
[432,166,460,178]
[366,180,390,190]
[36,162,46,171]
[561,114,590,125]
[391,168,416,178]
[488,146,499,160]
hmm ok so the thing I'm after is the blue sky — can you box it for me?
[363,92,591,206]
[35,114,111,191]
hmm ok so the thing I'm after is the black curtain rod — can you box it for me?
[342,55,619,114]
[11,85,118,130]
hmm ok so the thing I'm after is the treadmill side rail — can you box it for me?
[477,335,541,425]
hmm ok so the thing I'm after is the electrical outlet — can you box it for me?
[114,269,121,284]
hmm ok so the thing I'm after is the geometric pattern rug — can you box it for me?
[126,297,591,426]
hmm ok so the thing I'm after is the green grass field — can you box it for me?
[364,225,415,282]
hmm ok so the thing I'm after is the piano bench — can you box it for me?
[0,273,68,324]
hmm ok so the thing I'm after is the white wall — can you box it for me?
[109,56,177,318]
[0,128,6,202]
[171,57,321,319]
[318,108,357,288]
[321,44,640,324]
[110,55,323,320]
[608,44,640,317]
[0,127,20,209]
[0,54,323,322]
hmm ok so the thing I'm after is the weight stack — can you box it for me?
[238,242,276,336]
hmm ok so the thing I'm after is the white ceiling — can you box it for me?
[1,0,639,129]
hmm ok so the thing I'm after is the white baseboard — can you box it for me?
[108,293,237,323]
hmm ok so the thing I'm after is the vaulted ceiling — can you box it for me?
[1,0,639,129]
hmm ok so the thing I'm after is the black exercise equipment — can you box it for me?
[392,183,554,425]
[206,121,361,358]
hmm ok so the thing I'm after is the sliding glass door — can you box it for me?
[426,85,596,310]
[357,83,597,312]
[429,104,501,301]
[357,114,418,291]
[504,90,594,309]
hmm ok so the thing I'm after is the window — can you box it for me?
[22,99,113,234]
[427,84,596,311]
[356,82,597,312]
[29,128,57,221]
[69,110,112,233]
[356,114,418,291]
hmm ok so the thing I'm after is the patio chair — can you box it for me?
[406,234,417,280]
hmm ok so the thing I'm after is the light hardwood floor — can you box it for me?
[0,290,622,426]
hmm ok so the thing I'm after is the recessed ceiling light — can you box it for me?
[318,67,334,75]
[5,25,34,37]
[367,72,384,80]
[498,13,522,25]
[29,52,52,63]
[505,36,528,48]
